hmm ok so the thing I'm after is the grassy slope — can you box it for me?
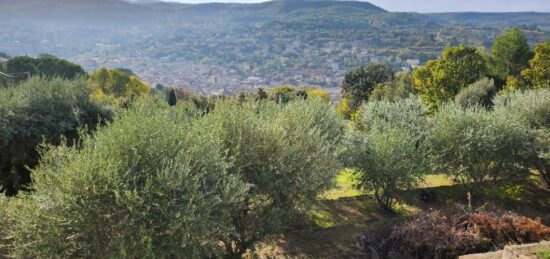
[254,172,550,258]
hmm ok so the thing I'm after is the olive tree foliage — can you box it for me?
[429,103,532,192]
[203,99,344,257]
[341,64,394,110]
[494,89,550,186]
[4,98,248,258]
[414,46,487,111]
[0,77,112,196]
[345,98,429,211]
[455,77,497,108]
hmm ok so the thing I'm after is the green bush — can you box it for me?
[346,98,429,211]
[204,99,344,256]
[0,77,112,195]
[455,77,496,108]
[430,103,532,191]
[4,98,247,258]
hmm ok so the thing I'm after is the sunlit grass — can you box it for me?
[321,169,364,200]
[419,174,454,188]
[538,249,550,259]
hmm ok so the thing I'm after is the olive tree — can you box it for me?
[494,89,550,186]
[4,98,247,258]
[345,98,429,211]
[204,99,344,257]
[430,103,532,192]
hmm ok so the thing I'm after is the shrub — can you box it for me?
[4,98,247,258]
[455,77,496,108]
[0,77,112,195]
[203,99,343,256]
[345,98,429,211]
[430,103,532,192]
[355,210,550,259]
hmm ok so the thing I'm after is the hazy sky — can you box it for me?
[163,0,550,12]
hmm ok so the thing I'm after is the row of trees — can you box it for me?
[0,94,343,258]
[339,30,550,211]
[345,88,549,211]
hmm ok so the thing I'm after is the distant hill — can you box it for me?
[0,0,549,91]
[424,12,550,31]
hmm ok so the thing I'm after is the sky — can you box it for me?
[162,0,550,12]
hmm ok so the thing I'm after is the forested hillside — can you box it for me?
[1,0,549,93]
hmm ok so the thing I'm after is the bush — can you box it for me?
[345,98,429,211]
[4,98,247,258]
[455,77,496,108]
[0,77,112,195]
[355,209,550,259]
[430,103,532,191]
[203,99,344,256]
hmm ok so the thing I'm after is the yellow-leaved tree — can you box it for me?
[88,68,150,104]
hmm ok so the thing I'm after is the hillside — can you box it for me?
[0,0,549,92]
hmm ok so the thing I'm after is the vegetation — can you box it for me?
[491,27,533,78]
[414,46,487,110]
[6,55,85,82]
[0,77,112,195]
[455,77,496,108]
[494,89,550,186]
[88,68,150,104]
[369,71,415,102]
[341,64,393,110]
[345,98,428,211]
[521,43,550,88]
[1,19,550,258]
[204,99,343,257]
[355,209,550,259]
[429,103,532,192]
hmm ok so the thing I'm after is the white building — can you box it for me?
[406,59,421,68]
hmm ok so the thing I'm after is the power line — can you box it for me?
[0,71,30,79]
